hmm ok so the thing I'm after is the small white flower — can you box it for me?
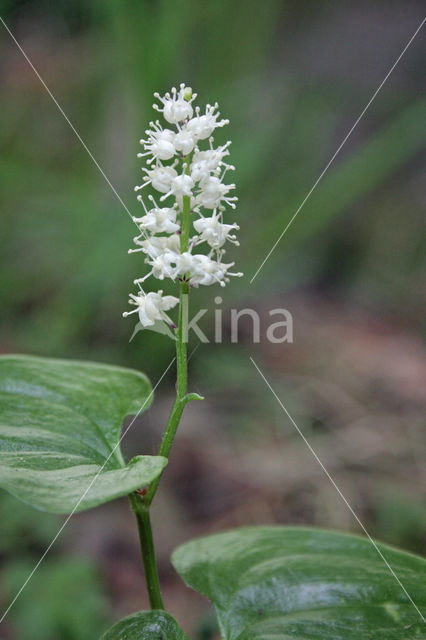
[174,128,196,155]
[153,84,196,124]
[129,234,181,257]
[133,197,179,235]
[193,212,239,248]
[149,251,179,280]
[175,251,197,275]
[196,174,237,209]
[138,122,176,163]
[186,103,229,140]
[122,290,179,327]
[191,140,232,179]
[132,250,178,284]
[160,172,194,202]
[136,163,178,194]
[189,255,242,287]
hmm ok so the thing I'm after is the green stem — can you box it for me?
[180,155,192,255]
[128,492,164,609]
[145,187,193,506]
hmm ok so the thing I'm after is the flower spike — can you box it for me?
[124,84,242,323]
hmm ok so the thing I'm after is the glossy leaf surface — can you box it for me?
[172,526,426,639]
[0,355,166,513]
[100,610,188,639]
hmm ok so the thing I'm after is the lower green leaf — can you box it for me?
[0,355,167,513]
[100,610,189,639]
[172,526,426,639]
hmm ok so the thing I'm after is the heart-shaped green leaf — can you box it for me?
[100,610,188,639]
[0,355,167,514]
[172,526,426,639]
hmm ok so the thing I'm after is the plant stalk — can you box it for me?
[144,182,193,506]
[128,492,164,609]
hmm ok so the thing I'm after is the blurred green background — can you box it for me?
[1,1,425,638]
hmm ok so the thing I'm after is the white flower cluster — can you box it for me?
[123,84,242,327]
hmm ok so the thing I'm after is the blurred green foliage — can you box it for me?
[2,558,110,639]
[374,485,426,553]
[0,493,60,552]
[0,493,110,638]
